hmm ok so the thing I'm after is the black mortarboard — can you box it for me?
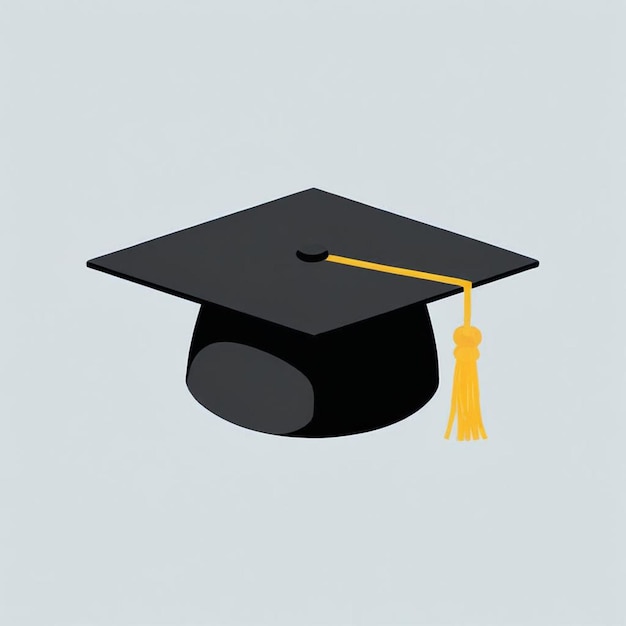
[87,189,538,439]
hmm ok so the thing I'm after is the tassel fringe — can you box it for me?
[444,325,487,441]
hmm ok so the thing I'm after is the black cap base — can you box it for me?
[186,301,439,437]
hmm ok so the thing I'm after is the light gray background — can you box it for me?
[1,1,625,625]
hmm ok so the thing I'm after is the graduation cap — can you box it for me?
[87,189,538,440]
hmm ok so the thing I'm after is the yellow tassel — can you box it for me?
[325,254,488,441]
[444,325,487,441]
